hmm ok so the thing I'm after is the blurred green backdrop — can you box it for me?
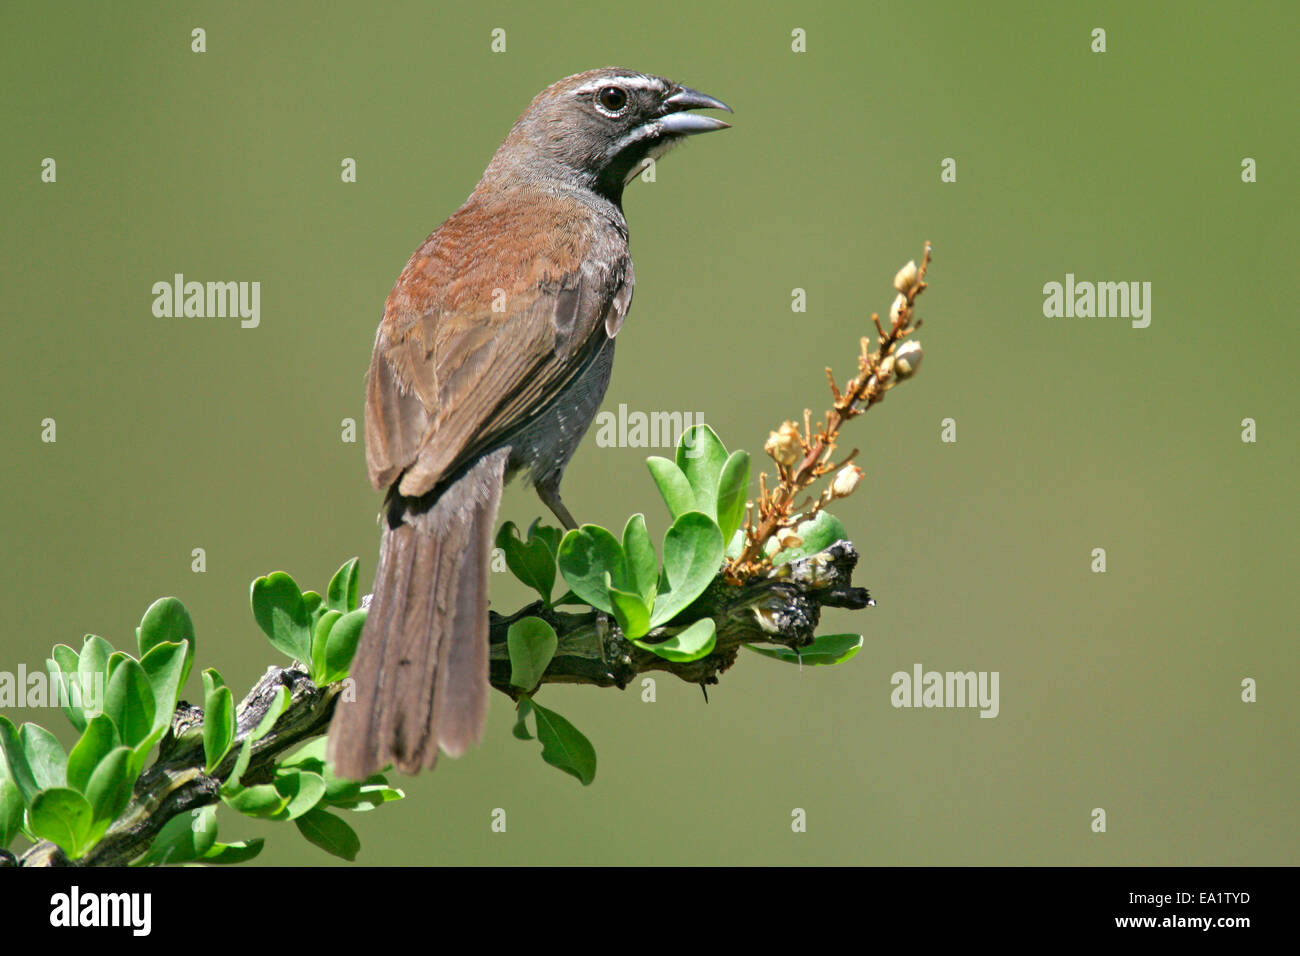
[1,0,1295,865]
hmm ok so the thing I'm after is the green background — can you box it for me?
[1,0,1295,865]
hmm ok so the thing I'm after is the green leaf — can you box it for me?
[746,633,865,666]
[770,511,848,565]
[310,609,342,683]
[676,424,728,520]
[66,715,119,793]
[608,580,651,640]
[280,739,392,810]
[78,635,113,720]
[21,723,67,791]
[119,641,187,774]
[250,571,312,663]
[506,617,557,691]
[0,778,23,849]
[512,696,534,740]
[528,520,563,559]
[716,450,751,542]
[650,512,724,627]
[222,737,254,796]
[496,521,558,604]
[302,590,325,627]
[321,608,366,684]
[219,687,287,795]
[103,658,156,749]
[138,805,217,864]
[271,769,328,820]
[51,643,79,677]
[633,617,717,663]
[28,787,94,859]
[531,701,596,786]
[281,737,328,768]
[49,645,85,732]
[252,686,289,742]
[84,746,134,827]
[105,651,129,681]
[203,685,235,772]
[137,597,196,687]
[319,769,361,807]
[295,807,360,861]
[200,838,265,864]
[326,557,361,613]
[225,784,290,819]
[330,782,404,812]
[201,667,226,697]
[646,456,695,519]
[140,640,189,735]
[0,717,39,805]
[556,524,624,614]
[550,589,586,607]
[621,514,658,606]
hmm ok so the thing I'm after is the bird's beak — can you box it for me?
[657,85,732,135]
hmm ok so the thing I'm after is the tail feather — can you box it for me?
[328,449,508,779]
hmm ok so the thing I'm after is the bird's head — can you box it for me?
[484,68,732,203]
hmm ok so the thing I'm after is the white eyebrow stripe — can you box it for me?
[572,76,663,94]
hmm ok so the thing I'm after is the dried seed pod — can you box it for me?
[893,260,919,293]
[894,340,923,379]
[890,292,908,324]
[764,421,802,467]
[831,464,864,498]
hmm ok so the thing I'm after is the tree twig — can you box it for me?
[731,242,932,575]
[14,542,870,866]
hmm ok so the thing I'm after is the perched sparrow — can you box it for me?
[329,68,731,778]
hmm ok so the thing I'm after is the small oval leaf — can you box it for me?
[556,525,623,615]
[745,632,864,666]
[322,608,367,684]
[716,450,751,542]
[676,424,728,519]
[66,716,119,794]
[84,746,134,826]
[506,617,558,691]
[326,557,361,613]
[137,597,196,669]
[295,807,361,861]
[650,512,724,627]
[250,572,312,662]
[531,701,597,786]
[20,723,68,792]
[771,511,848,565]
[621,513,658,606]
[203,685,235,773]
[103,659,156,749]
[29,787,95,858]
[634,617,717,663]
[646,456,697,519]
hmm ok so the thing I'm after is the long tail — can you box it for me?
[328,449,509,779]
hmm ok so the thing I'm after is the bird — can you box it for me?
[328,68,731,779]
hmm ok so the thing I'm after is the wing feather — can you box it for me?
[364,189,633,497]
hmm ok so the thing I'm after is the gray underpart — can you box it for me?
[503,335,615,528]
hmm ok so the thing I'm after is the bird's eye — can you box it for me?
[595,86,628,114]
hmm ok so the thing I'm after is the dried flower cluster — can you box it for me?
[727,242,933,579]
